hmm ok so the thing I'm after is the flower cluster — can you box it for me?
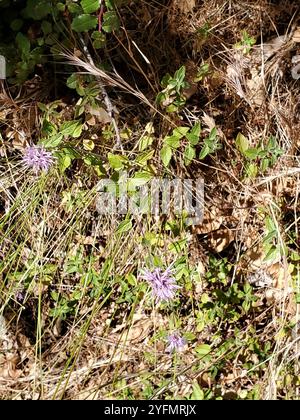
[141,265,180,303]
[22,145,54,173]
[166,332,186,353]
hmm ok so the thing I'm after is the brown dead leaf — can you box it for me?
[173,0,195,13]
[112,314,153,345]
[266,263,292,290]
[0,354,22,380]
[86,105,112,124]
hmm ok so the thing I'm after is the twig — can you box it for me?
[78,34,123,151]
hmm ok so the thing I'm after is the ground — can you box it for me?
[0,0,300,400]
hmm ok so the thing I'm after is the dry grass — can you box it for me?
[0,0,300,400]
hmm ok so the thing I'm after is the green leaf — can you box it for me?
[139,135,153,151]
[184,144,195,166]
[128,171,152,188]
[174,66,186,87]
[10,19,23,31]
[264,245,279,262]
[24,0,51,20]
[58,153,72,173]
[40,134,63,148]
[60,121,83,138]
[191,383,204,400]
[166,104,179,113]
[173,126,190,139]
[199,143,210,160]
[245,163,258,178]
[244,147,259,160]
[66,74,78,89]
[236,132,249,155]
[102,11,120,33]
[160,145,172,167]
[92,31,106,48]
[16,32,30,56]
[165,135,180,149]
[71,14,98,32]
[116,219,132,234]
[186,122,201,145]
[105,0,115,10]
[195,344,211,356]
[41,21,52,36]
[108,153,128,170]
[81,0,100,13]
[68,3,83,13]
[265,216,276,233]
[56,3,65,12]
[208,126,217,141]
[260,158,269,172]
[135,149,155,165]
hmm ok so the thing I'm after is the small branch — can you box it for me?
[78,34,123,151]
[98,2,105,33]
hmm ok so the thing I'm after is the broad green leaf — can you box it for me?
[184,144,195,166]
[186,122,201,145]
[60,121,83,138]
[81,0,100,14]
[92,31,106,48]
[265,216,276,233]
[25,0,51,20]
[245,163,258,178]
[66,74,78,89]
[244,147,259,160]
[165,135,180,149]
[10,19,23,31]
[139,135,153,151]
[166,104,179,113]
[58,154,72,173]
[128,171,152,188]
[40,134,63,148]
[116,219,132,234]
[135,149,155,165]
[160,144,172,167]
[191,383,204,400]
[108,153,128,170]
[41,21,52,35]
[173,126,189,139]
[71,14,97,32]
[102,11,120,33]
[260,158,269,172]
[209,126,217,140]
[174,66,186,86]
[56,3,65,12]
[16,32,30,56]
[199,143,210,160]
[263,245,279,262]
[236,132,249,155]
[195,344,211,356]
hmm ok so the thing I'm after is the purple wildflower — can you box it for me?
[166,332,186,353]
[22,145,54,173]
[15,290,25,304]
[141,265,180,303]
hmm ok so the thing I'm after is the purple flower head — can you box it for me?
[22,145,54,173]
[141,264,180,303]
[15,290,25,304]
[166,332,186,353]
